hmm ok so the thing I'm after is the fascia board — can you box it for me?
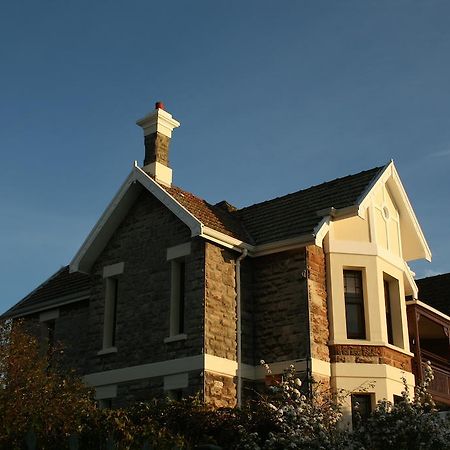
[313,216,330,247]
[133,165,203,236]
[1,292,90,319]
[357,161,392,214]
[252,234,315,257]
[70,170,138,273]
[389,165,432,261]
[406,299,450,323]
[201,226,254,253]
[70,164,205,274]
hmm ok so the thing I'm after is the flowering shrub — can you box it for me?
[351,363,450,450]
[237,362,349,449]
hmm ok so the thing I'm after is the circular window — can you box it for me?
[382,205,390,220]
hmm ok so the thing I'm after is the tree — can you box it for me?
[0,320,95,449]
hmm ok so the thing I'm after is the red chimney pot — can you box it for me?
[155,101,165,110]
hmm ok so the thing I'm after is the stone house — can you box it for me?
[2,103,448,419]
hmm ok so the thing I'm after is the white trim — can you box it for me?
[95,384,117,400]
[97,347,118,356]
[201,226,252,252]
[84,355,323,387]
[164,334,187,343]
[70,165,203,273]
[406,299,450,322]
[252,235,315,257]
[311,358,331,377]
[143,161,172,187]
[166,243,191,261]
[103,262,124,278]
[136,108,180,139]
[314,217,330,247]
[84,355,204,386]
[163,373,188,391]
[39,309,59,322]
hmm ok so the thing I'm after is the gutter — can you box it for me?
[236,248,248,408]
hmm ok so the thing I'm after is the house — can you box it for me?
[2,102,448,420]
[407,273,450,407]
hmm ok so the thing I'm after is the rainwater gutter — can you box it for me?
[236,248,248,408]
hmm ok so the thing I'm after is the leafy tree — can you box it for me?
[0,320,95,449]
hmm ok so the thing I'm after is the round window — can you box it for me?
[382,205,390,220]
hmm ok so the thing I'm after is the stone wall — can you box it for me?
[204,371,237,408]
[204,243,237,361]
[330,344,412,371]
[252,249,309,364]
[87,189,205,374]
[306,245,330,362]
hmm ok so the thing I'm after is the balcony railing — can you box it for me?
[418,349,450,404]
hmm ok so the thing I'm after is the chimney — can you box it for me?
[136,102,180,186]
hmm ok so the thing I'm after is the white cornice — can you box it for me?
[136,108,180,138]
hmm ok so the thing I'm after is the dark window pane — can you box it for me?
[344,270,366,339]
[351,394,372,425]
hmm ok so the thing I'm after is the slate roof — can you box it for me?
[164,167,383,246]
[1,266,90,319]
[236,166,383,244]
[416,273,450,316]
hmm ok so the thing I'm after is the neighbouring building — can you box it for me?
[2,103,449,421]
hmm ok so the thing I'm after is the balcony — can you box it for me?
[406,300,450,407]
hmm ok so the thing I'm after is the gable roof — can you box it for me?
[236,167,383,245]
[1,266,90,319]
[69,160,431,273]
[416,273,450,316]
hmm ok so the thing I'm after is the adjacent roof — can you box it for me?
[1,266,90,319]
[416,273,450,316]
[236,166,383,245]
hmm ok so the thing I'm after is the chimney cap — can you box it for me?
[155,101,165,110]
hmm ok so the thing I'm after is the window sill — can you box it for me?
[97,347,118,356]
[164,334,187,344]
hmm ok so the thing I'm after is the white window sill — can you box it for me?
[164,334,187,344]
[97,347,118,356]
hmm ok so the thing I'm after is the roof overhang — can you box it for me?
[70,163,204,273]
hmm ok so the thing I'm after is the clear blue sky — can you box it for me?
[1,1,450,313]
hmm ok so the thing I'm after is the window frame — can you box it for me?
[343,269,367,340]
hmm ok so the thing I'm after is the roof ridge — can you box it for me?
[238,166,384,212]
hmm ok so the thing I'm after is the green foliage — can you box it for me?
[0,320,95,450]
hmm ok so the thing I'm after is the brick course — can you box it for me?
[330,344,412,371]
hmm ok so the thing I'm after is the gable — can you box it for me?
[358,162,431,262]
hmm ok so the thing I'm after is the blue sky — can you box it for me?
[1,1,450,312]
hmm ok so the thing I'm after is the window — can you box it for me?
[103,277,119,349]
[351,393,372,425]
[170,260,186,336]
[384,279,394,345]
[344,270,366,339]
[101,262,124,351]
[166,242,191,339]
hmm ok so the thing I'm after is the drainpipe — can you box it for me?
[236,248,248,408]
